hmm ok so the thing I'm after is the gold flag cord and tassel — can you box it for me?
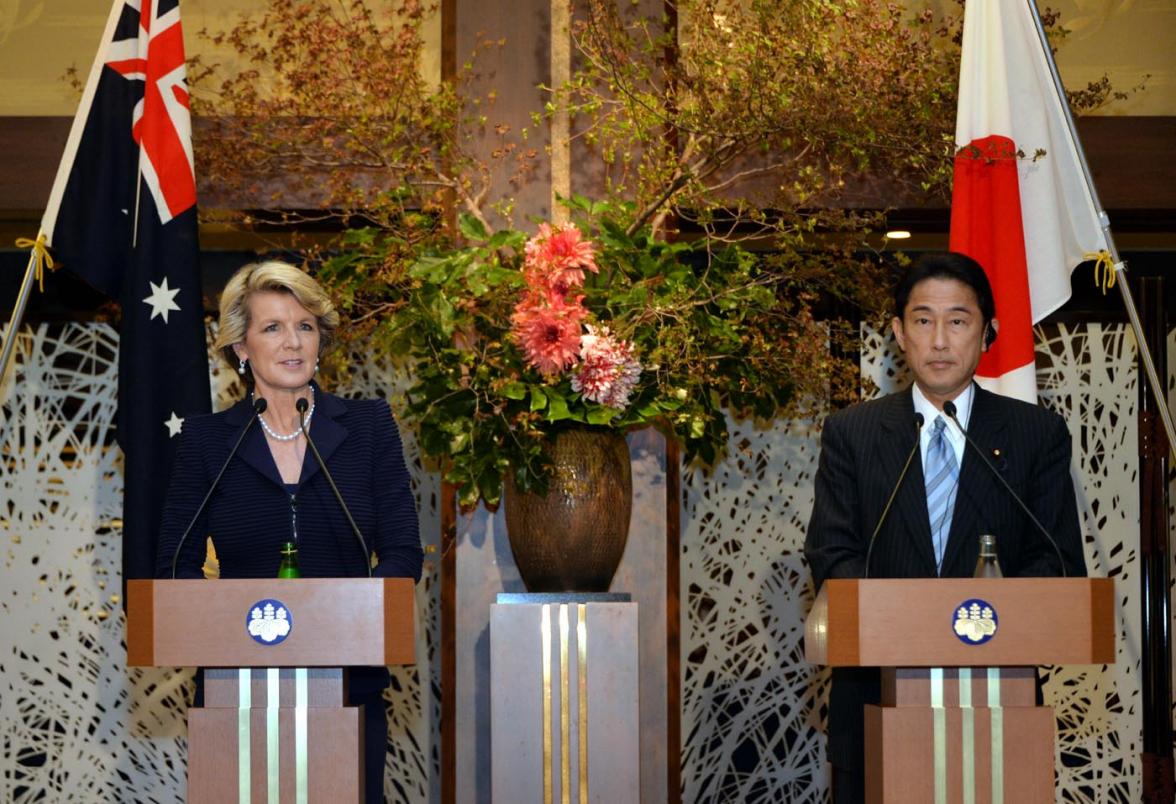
[1086,250,1117,294]
[14,233,55,293]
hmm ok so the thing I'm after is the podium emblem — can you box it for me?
[952,598,997,645]
[246,599,293,645]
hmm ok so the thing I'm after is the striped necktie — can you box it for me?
[925,415,958,573]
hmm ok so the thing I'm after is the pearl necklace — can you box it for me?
[255,387,315,442]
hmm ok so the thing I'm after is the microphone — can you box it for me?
[864,412,924,578]
[942,400,1068,577]
[297,396,372,577]
[170,397,267,579]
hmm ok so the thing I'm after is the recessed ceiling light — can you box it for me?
[885,230,912,240]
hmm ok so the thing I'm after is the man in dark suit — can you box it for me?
[804,252,1086,803]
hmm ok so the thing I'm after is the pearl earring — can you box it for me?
[238,357,247,375]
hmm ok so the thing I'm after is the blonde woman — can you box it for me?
[156,260,421,802]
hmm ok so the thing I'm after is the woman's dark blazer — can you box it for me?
[155,386,423,583]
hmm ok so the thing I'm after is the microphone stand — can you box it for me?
[942,400,1067,578]
[170,397,267,579]
[297,397,372,577]
[864,413,925,578]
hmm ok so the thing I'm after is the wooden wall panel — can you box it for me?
[3,117,1174,224]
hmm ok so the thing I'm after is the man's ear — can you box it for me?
[891,316,906,351]
[983,318,999,351]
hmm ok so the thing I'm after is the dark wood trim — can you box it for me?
[439,1,458,799]
[441,0,456,86]
[0,116,71,215]
[661,5,683,795]
[1134,276,1175,804]
[440,481,457,804]
[4,116,1176,225]
[664,435,682,803]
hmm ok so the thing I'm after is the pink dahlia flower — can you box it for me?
[572,326,642,409]
[524,222,599,294]
[511,298,585,376]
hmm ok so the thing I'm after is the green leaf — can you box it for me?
[466,270,489,296]
[586,406,620,425]
[562,193,594,213]
[502,382,527,400]
[338,227,377,246]
[427,293,457,338]
[482,265,520,287]
[478,471,503,507]
[487,229,526,250]
[546,392,573,421]
[529,386,548,412]
[409,254,450,281]
[599,217,631,244]
[458,482,480,511]
[458,214,488,241]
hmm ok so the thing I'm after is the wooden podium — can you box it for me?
[805,578,1114,804]
[127,578,415,803]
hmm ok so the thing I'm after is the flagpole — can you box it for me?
[1025,0,1176,460]
[0,240,44,395]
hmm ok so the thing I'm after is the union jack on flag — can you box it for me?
[104,0,197,225]
[40,0,211,584]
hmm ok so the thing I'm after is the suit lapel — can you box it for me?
[299,390,348,485]
[229,399,284,488]
[941,386,1008,574]
[875,388,938,574]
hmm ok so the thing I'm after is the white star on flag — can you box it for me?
[164,412,184,437]
[143,277,181,323]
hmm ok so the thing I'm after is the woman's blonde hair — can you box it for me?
[214,260,340,372]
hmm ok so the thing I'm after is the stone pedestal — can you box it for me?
[491,595,640,804]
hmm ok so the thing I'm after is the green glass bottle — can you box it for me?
[277,541,301,579]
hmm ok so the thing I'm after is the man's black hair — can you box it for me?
[893,251,996,326]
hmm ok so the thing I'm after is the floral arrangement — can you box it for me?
[338,198,862,509]
[512,224,641,408]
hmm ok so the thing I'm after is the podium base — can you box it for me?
[188,668,363,803]
[865,704,1053,803]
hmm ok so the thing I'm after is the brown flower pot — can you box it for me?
[503,428,632,592]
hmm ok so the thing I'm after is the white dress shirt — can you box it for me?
[912,381,974,470]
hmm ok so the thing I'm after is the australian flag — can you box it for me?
[39,0,211,582]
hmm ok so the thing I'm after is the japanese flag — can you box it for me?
[949,0,1110,401]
